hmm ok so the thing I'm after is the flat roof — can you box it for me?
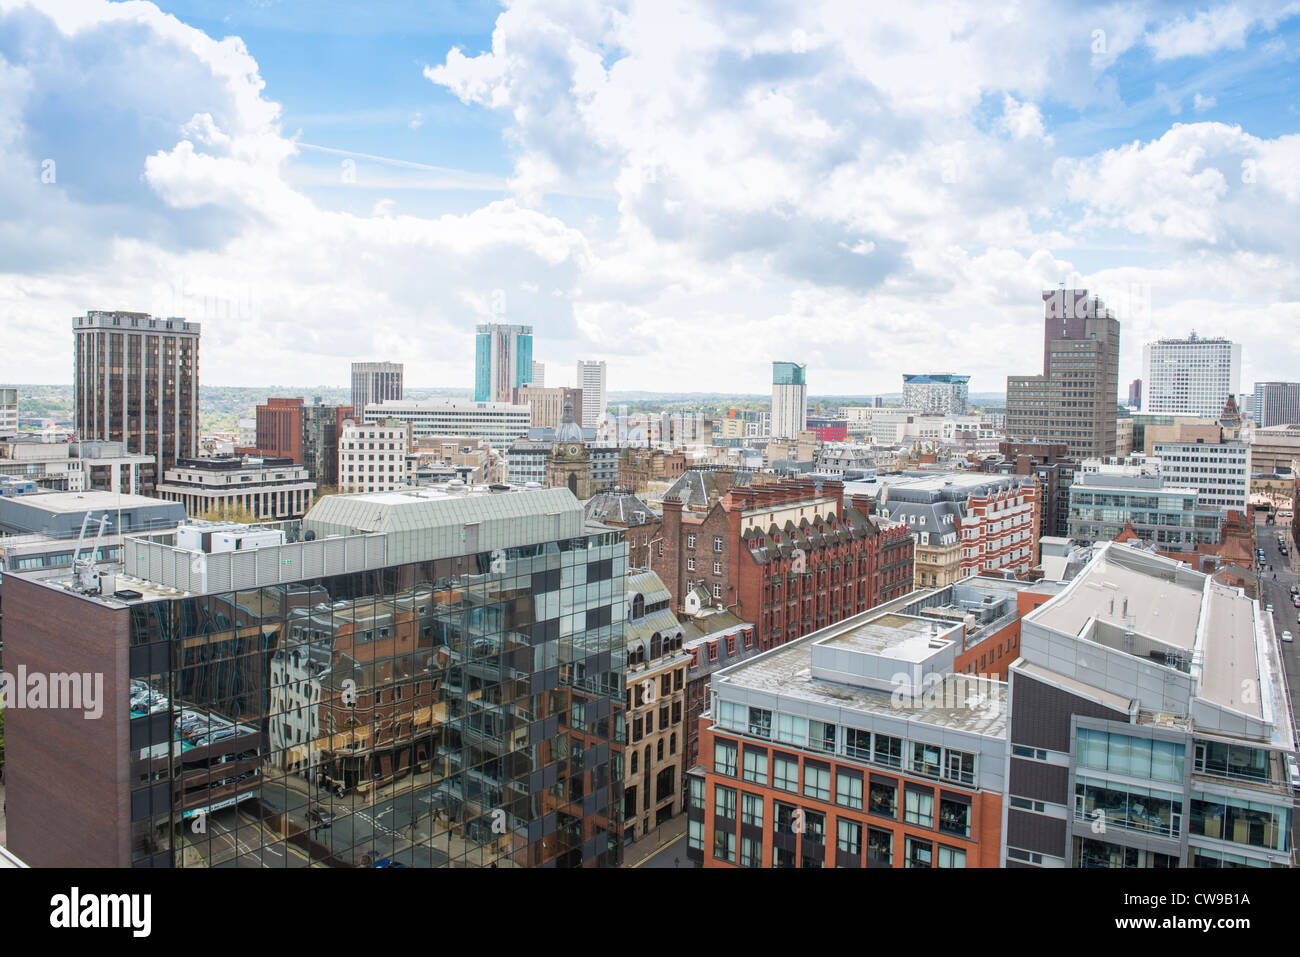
[2,490,171,513]
[1198,581,1262,716]
[817,613,956,662]
[1031,550,1203,650]
[1028,543,1268,720]
[716,638,1007,736]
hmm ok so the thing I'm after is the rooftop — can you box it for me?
[817,612,957,663]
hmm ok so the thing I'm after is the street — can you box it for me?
[1252,517,1299,852]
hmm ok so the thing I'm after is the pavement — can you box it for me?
[622,813,692,868]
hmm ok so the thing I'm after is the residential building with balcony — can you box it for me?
[687,603,1007,868]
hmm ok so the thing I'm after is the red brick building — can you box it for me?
[661,477,914,651]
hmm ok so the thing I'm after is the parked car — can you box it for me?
[1282,631,1294,643]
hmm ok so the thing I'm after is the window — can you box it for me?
[748,708,772,738]
[905,788,934,828]
[809,720,836,753]
[944,750,975,786]
[776,713,807,745]
[740,836,762,868]
[867,827,892,865]
[837,819,862,856]
[845,728,871,761]
[742,749,768,784]
[713,560,722,575]
[717,700,745,731]
[869,779,896,818]
[689,776,704,811]
[803,810,826,844]
[939,797,970,837]
[1012,745,1048,761]
[714,536,724,553]
[687,534,696,549]
[687,557,695,571]
[716,785,737,820]
[804,765,831,801]
[713,829,735,863]
[873,734,902,769]
[836,773,863,810]
[773,754,799,792]
[742,792,764,827]
[937,845,966,868]
[714,740,737,776]
[913,743,942,778]
[712,583,722,599]
[688,819,703,852]
[906,837,932,868]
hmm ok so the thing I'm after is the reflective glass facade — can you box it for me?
[126,531,626,868]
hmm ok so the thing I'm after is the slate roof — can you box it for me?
[662,469,759,508]
[739,503,884,565]
[584,490,659,527]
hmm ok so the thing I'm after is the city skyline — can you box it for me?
[1,2,1299,395]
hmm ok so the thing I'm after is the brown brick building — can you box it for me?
[661,477,914,652]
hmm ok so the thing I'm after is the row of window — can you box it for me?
[714,711,978,785]
[692,785,968,867]
[713,740,973,836]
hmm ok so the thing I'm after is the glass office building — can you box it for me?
[4,485,626,868]
[125,532,626,868]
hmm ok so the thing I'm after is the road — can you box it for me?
[1253,517,1299,852]
[629,833,692,869]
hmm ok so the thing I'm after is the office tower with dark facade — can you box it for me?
[350,362,404,418]
[1006,290,1120,460]
[245,397,353,488]
[4,484,627,868]
[1128,379,1142,409]
[72,311,200,492]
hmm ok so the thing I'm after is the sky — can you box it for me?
[1,0,1299,396]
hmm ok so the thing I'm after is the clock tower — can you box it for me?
[547,401,596,499]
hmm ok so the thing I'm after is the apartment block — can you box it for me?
[847,472,1040,589]
[338,419,412,493]
[688,605,1007,868]
[661,477,914,653]
[475,324,533,404]
[622,571,690,842]
[771,362,807,440]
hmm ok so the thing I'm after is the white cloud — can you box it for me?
[2,0,1299,396]
[1193,92,1218,111]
